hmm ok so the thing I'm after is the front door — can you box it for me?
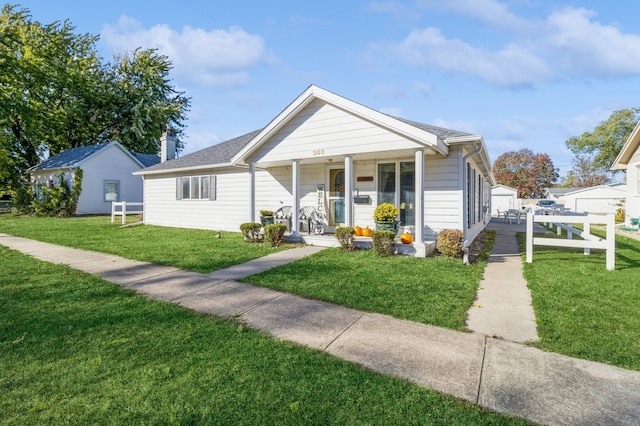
[328,168,345,228]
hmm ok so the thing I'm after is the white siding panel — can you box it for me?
[144,169,255,231]
[423,152,463,237]
[249,100,419,164]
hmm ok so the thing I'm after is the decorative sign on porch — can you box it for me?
[316,184,326,234]
[357,176,374,182]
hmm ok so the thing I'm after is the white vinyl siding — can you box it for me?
[146,169,248,231]
[248,100,421,164]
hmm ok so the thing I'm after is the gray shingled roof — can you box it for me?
[140,115,471,173]
[140,129,263,172]
[30,144,111,171]
[392,116,474,139]
[30,142,157,171]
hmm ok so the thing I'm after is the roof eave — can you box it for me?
[134,162,235,176]
[611,120,640,170]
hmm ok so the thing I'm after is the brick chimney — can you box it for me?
[160,127,176,162]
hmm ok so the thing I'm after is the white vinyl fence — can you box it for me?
[111,201,143,225]
[525,211,615,271]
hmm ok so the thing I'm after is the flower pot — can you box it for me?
[260,216,274,226]
[375,220,399,233]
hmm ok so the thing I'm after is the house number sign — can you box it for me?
[312,149,325,156]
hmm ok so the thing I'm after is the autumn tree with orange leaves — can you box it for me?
[493,149,559,198]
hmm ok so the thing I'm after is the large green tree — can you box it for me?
[565,108,640,177]
[0,4,190,190]
[493,148,559,198]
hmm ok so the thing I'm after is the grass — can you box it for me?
[241,248,487,330]
[0,215,293,273]
[3,214,640,372]
[0,246,531,425]
[519,229,640,371]
[0,215,493,331]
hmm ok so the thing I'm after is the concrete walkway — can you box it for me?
[1,232,640,426]
[466,220,539,343]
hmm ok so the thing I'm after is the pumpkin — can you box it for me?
[361,227,372,237]
[354,225,363,236]
[400,233,413,244]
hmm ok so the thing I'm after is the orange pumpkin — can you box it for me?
[361,227,372,237]
[354,225,363,236]
[400,233,414,244]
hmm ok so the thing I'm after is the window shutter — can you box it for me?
[176,177,182,200]
[209,175,216,201]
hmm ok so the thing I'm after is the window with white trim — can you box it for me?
[104,180,119,202]
[176,175,216,200]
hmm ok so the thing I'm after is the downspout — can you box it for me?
[462,142,482,265]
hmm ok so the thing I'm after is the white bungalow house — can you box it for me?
[29,141,159,215]
[611,119,640,225]
[136,85,495,257]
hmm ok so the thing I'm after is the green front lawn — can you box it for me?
[0,246,530,425]
[2,215,640,372]
[520,231,640,371]
[241,248,486,330]
[0,215,293,273]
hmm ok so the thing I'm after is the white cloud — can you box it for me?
[372,84,405,99]
[414,0,536,33]
[389,27,551,87]
[368,3,640,88]
[180,128,221,155]
[412,81,432,97]
[543,7,640,77]
[101,16,274,87]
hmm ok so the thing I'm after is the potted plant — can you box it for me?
[260,209,274,226]
[373,203,400,233]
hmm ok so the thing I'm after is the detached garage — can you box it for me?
[563,184,626,214]
[491,184,519,216]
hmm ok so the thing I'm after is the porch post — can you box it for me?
[414,149,427,257]
[249,162,255,223]
[344,155,354,227]
[291,159,300,235]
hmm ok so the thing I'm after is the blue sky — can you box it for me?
[22,0,640,177]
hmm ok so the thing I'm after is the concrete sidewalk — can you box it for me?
[1,232,639,426]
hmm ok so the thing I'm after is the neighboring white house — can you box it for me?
[611,120,640,225]
[136,85,495,257]
[562,184,626,214]
[544,187,577,203]
[29,141,159,215]
[490,184,519,215]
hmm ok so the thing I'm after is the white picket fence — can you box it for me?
[525,211,615,271]
[111,201,143,225]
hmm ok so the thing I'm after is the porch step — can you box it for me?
[287,233,436,256]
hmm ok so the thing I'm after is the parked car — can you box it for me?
[537,200,557,208]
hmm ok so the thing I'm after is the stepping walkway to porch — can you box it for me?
[1,232,639,426]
